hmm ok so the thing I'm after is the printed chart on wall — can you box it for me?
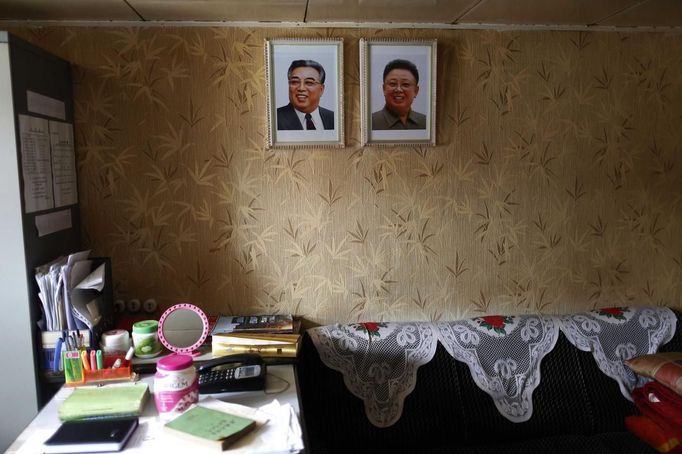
[18,113,78,235]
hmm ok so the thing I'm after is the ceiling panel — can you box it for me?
[0,0,679,27]
[129,0,307,22]
[0,0,139,20]
[600,0,682,27]
[459,0,640,25]
[306,0,477,23]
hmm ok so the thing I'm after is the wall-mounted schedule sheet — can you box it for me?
[49,120,77,208]
[19,114,53,213]
[18,114,78,215]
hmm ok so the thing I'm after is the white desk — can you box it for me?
[7,365,302,453]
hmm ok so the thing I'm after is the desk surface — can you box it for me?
[7,364,302,453]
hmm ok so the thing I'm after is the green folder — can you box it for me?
[58,384,149,421]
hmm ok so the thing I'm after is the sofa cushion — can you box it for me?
[296,310,682,454]
[298,335,468,454]
[463,432,657,454]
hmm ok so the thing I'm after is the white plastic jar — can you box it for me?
[132,320,162,358]
[99,329,131,355]
[154,354,198,414]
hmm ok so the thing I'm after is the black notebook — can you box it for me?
[43,417,139,453]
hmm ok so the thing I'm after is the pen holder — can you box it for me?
[63,352,134,386]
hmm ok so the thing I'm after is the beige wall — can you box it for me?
[10,27,682,325]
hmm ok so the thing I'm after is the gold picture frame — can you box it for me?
[265,38,344,148]
[360,39,437,146]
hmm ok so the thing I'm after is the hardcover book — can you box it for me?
[43,417,138,453]
[210,314,295,335]
[212,332,301,358]
[58,383,149,421]
[164,405,257,451]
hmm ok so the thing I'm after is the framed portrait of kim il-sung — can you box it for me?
[360,39,437,146]
[265,39,344,148]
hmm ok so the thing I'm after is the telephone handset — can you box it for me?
[197,353,266,394]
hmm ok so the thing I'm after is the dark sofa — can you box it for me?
[296,312,682,454]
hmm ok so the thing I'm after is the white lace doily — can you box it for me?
[436,315,560,422]
[559,306,677,400]
[307,322,438,427]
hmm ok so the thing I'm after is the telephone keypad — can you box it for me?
[199,368,235,385]
[196,354,266,394]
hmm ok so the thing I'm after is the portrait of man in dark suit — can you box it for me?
[371,59,426,130]
[277,60,335,131]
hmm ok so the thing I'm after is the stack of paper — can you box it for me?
[141,397,303,453]
[35,250,106,331]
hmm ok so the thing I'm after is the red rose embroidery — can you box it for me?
[477,315,514,334]
[355,322,386,337]
[362,322,379,332]
[482,316,506,328]
[598,307,627,320]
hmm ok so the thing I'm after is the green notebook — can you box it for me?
[58,384,149,421]
[164,405,257,451]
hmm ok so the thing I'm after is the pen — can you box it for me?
[89,350,97,370]
[80,350,90,371]
[53,338,63,373]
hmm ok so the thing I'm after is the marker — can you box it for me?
[111,358,122,369]
[89,350,97,370]
[125,346,135,361]
[53,338,63,373]
[80,350,90,371]
[96,350,103,370]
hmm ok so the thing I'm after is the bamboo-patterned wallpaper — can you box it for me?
[10,27,682,325]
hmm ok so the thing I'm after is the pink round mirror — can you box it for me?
[157,303,209,356]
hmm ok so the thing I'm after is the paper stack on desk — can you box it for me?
[130,397,303,453]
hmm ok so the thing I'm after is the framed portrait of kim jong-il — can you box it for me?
[360,39,436,146]
[265,39,344,148]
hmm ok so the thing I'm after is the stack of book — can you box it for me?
[58,383,149,421]
[210,315,301,360]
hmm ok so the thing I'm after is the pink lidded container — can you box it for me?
[153,354,198,414]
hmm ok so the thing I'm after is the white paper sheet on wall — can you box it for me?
[35,209,72,237]
[49,120,78,207]
[26,89,66,120]
[18,114,54,213]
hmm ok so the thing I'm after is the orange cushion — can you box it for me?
[626,415,682,453]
